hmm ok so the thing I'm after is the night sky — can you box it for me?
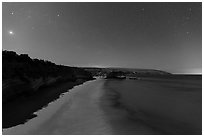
[2,2,202,74]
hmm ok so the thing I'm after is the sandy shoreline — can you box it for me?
[3,78,201,135]
[3,79,91,129]
[3,79,111,134]
[100,80,161,135]
[3,79,161,135]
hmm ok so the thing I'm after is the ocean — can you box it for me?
[3,76,202,135]
[104,75,202,134]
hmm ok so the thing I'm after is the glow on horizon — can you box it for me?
[83,65,108,68]
[172,68,202,74]
[2,3,201,74]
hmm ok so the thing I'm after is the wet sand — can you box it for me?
[105,77,202,135]
[3,79,160,135]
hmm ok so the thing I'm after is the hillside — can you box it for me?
[83,67,171,78]
[2,50,93,103]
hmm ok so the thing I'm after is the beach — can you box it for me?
[3,77,202,135]
[2,79,87,128]
[3,79,160,135]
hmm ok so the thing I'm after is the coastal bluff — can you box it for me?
[2,50,93,103]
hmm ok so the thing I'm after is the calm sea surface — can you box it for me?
[104,76,202,134]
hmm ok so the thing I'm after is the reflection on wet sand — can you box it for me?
[3,77,201,135]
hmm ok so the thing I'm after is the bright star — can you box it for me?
[8,30,14,35]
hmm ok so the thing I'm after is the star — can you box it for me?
[57,14,60,17]
[186,31,190,34]
[141,8,145,11]
[8,30,14,35]
[10,12,14,15]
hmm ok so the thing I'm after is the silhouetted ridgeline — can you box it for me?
[2,50,93,103]
[83,67,172,78]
